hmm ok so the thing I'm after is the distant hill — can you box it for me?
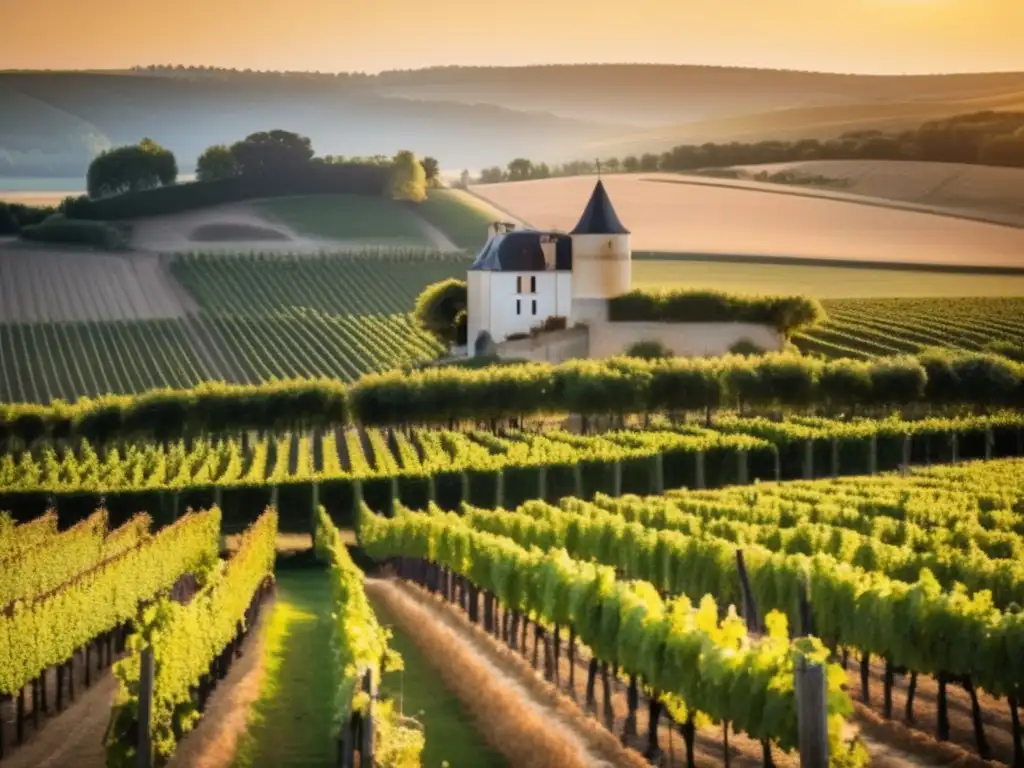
[4,65,1024,178]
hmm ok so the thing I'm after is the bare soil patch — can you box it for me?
[189,223,290,243]
[0,247,195,321]
[0,639,125,768]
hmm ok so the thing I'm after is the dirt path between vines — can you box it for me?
[165,592,275,768]
[0,672,116,768]
[366,578,646,768]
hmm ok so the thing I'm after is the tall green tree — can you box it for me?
[229,130,314,175]
[195,144,239,181]
[86,139,178,198]
[390,150,427,202]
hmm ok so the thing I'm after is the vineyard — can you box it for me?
[0,251,467,402]
[4,246,1024,403]
[3,439,1024,765]
[168,250,468,316]
[1,412,1022,531]
[361,456,1024,765]
[795,297,1024,359]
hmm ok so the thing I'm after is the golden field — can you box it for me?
[470,173,1024,270]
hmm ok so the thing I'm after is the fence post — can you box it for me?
[270,485,280,510]
[869,436,878,475]
[830,438,839,479]
[137,645,155,768]
[985,427,994,460]
[694,451,706,490]
[737,449,749,485]
[803,440,814,480]
[653,453,665,493]
[795,657,829,768]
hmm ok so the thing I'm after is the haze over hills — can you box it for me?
[3,64,1024,178]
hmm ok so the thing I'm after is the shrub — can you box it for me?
[728,338,765,356]
[608,289,825,335]
[413,279,467,347]
[625,339,673,360]
[7,202,55,229]
[530,315,568,335]
[68,162,390,220]
[20,215,128,250]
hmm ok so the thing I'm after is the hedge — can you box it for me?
[4,352,1021,448]
[20,216,128,250]
[68,162,391,220]
[608,288,826,335]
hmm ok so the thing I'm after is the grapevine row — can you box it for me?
[0,508,221,697]
[0,510,151,608]
[356,503,860,762]
[106,509,277,764]
[445,491,1024,705]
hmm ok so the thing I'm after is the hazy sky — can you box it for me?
[4,0,1024,75]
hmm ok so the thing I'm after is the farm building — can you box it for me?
[466,179,783,361]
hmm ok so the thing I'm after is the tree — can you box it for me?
[639,153,660,172]
[0,203,18,235]
[196,144,239,181]
[414,279,467,347]
[421,156,441,187]
[478,167,505,184]
[229,130,314,175]
[86,138,178,198]
[506,158,534,182]
[390,150,427,202]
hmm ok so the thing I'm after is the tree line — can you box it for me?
[4,132,443,230]
[471,110,1024,184]
[1,349,1020,448]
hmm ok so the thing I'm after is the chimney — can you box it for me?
[540,234,556,270]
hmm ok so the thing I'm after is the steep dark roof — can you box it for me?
[469,230,573,271]
[570,179,630,235]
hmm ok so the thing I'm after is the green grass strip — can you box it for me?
[368,592,508,768]
[232,568,336,768]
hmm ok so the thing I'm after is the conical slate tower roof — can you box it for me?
[570,179,630,235]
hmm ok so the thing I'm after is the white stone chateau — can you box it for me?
[466,178,783,361]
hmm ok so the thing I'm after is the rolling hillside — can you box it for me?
[4,66,1024,178]
[470,174,1024,269]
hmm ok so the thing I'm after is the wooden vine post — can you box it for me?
[795,657,829,768]
[137,645,155,768]
[360,668,377,768]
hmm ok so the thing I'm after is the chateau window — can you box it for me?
[532,299,537,315]
[530,276,537,293]
[516,276,523,293]
[516,299,521,315]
